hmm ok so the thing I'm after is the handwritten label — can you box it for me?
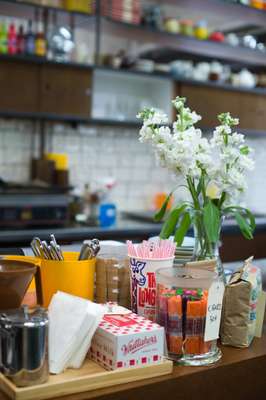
[204,280,225,342]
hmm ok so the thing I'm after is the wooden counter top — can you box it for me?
[1,337,266,400]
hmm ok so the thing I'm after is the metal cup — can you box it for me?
[0,306,49,387]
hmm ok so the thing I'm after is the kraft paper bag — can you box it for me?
[221,257,262,348]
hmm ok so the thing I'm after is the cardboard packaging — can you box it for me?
[95,255,130,308]
[221,257,263,348]
[90,312,165,370]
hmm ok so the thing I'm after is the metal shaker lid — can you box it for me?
[0,306,48,328]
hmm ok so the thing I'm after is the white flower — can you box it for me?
[172,96,186,110]
[231,132,245,146]
[140,108,168,125]
[155,126,173,145]
[139,125,155,143]
[138,101,254,206]
[206,181,222,199]
[218,112,239,126]
[238,154,255,171]
[190,110,202,124]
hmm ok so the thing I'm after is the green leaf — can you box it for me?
[242,208,256,232]
[240,146,250,155]
[160,204,187,239]
[224,206,256,233]
[203,200,220,243]
[196,174,204,196]
[174,212,191,246]
[240,207,256,233]
[234,212,253,240]
[154,192,173,222]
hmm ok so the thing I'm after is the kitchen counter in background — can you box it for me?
[0,218,163,247]
[1,215,266,262]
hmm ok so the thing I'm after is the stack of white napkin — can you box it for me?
[48,291,105,374]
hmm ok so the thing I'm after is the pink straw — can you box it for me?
[127,239,176,259]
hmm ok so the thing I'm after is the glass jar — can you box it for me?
[156,266,222,366]
[180,19,194,36]
[194,20,209,40]
[164,18,180,34]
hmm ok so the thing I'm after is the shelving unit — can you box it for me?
[1,0,95,20]
[0,0,266,130]
[0,110,141,126]
[0,52,93,69]
[165,0,266,27]
[101,17,266,67]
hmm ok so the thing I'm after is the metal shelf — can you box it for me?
[0,110,141,127]
[102,17,266,68]
[0,111,90,123]
[0,53,94,70]
[165,0,266,28]
[1,110,266,135]
[1,53,266,96]
[94,65,266,96]
[0,0,95,19]
[94,65,172,80]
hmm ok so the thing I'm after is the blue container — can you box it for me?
[99,203,117,227]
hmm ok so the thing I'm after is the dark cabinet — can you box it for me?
[0,59,92,117]
[0,61,39,113]
[178,82,266,131]
[40,65,91,117]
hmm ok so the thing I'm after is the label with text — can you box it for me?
[204,280,225,342]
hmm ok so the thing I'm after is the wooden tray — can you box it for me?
[0,359,173,400]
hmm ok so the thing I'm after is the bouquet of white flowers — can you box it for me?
[137,97,255,267]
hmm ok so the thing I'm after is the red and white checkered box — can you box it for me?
[90,312,164,370]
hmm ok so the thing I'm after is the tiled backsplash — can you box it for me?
[0,119,265,213]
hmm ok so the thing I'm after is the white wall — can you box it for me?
[0,119,265,214]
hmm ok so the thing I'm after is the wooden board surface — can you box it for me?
[0,359,173,400]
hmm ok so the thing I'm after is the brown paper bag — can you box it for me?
[220,257,262,348]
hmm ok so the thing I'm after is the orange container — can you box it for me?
[39,252,95,308]
[251,0,264,8]
[4,253,95,308]
[153,192,173,211]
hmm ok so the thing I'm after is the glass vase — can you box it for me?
[192,210,226,284]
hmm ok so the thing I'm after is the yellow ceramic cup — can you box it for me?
[39,252,95,308]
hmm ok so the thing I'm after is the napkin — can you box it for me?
[67,300,105,368]
[48,291,104,374]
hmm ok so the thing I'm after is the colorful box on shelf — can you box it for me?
[101,0,141,24]
[90,312,164,370]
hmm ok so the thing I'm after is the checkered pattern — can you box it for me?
[90,311,164,370]
[99,313,162,336]
[90,344,161,370]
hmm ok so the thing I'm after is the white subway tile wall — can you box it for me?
[0,119,265,213]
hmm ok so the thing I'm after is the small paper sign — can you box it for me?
[204,280,225,342]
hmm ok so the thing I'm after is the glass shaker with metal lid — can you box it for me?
[0,306,49,387]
